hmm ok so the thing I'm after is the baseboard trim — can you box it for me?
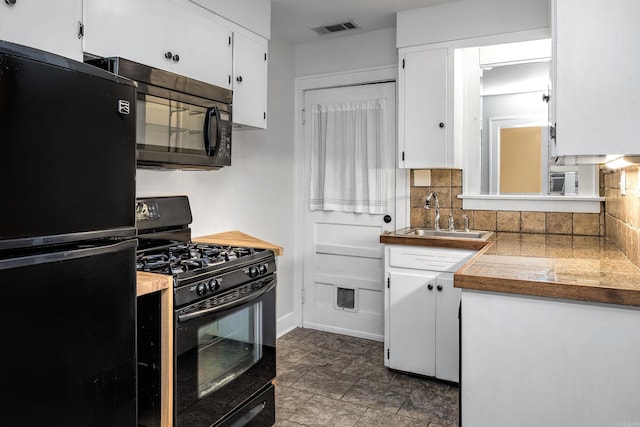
[277,312,298,338]
[301,321,383,342]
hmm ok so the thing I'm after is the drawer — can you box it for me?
[388,246,476,272]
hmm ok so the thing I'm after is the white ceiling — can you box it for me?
[271,0,456,45]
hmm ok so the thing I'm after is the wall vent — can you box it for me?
[311,20,359,35]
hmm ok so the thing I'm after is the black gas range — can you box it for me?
[137,239,275,309]
[136,196,276,427]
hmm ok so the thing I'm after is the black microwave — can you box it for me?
[87,57,232,170]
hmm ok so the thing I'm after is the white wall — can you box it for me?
[397,0,550,48]
[294,27,397,77]
[137,34,297,335]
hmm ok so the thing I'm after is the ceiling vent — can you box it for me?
[311,20,359,35]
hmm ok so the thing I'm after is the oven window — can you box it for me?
[137,95,207,154]
[197,302,263,398]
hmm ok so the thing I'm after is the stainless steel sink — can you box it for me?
[397,228,492,240]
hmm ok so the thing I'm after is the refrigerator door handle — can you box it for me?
[0,239,137,271]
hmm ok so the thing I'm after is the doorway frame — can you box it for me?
[289,65,406,333]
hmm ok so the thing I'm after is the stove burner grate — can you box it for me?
[136,243,263,275]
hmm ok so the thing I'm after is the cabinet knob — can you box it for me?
[172,54,180,62]
[542,93,550,103]
[439,122,445,128]
[437,285,443,291]
[164,51,173,60]
[427,284,434,291]
[236,76,243,83]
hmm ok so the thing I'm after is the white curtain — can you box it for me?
[309,98,388,214]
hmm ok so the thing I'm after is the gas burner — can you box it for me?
[232,247,256,258]
[181,258,208,271]
[135,242,266,276]
[137,254,172,274]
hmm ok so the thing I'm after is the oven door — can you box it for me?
[175,276,276,427]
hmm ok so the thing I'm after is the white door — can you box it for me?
[302,82,396,340]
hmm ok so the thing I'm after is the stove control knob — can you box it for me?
[196,282,208,296]
[248,266,259,278]
[258,264,268,275]
[208,278,220,292]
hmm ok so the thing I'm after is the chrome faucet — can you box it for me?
[424,192,440,231]
[448,214,455,231]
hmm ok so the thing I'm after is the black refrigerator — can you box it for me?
[0,41,138,426]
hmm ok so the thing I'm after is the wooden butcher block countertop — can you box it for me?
[194,230,284,256]
[455,233,640,307]
[137,271,171,296]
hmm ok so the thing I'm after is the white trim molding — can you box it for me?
[460,194,603,213]
[293,64,402,330]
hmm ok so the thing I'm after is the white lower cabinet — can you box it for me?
[461,290,640,426]
[384,245,475,383]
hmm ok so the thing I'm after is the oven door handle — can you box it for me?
[177,279,276,323]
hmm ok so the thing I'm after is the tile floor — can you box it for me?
[275,328,459,427]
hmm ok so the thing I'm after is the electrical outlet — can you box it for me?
[414,170,431,187]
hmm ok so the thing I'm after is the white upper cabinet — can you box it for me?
[553,0,640,156]
[232,30,268,129]
[168,1,232,90]
[83,0,167,69]
[83,0,268,129]
[83,0,232,89]
[0,0,82,61]
[398,47,450,168]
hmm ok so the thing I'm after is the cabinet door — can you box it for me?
[399,48,448,168]
[435,274,461,382]
[387,271,437,377]
[167,0,232,88]
[0,0,82,61]
[553,0,640,156]
[83,0,169,70]
[232,30,268,129]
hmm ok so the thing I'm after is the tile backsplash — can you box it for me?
[409,169,604,236]
[603,166,640,268]
[409,167,640,269]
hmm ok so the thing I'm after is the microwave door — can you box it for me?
[204,106,221,156]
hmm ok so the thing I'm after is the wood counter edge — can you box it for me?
[137,271,171,296]
[136,272,174,427]
[454,272,640,307]
[194,230,284,256]
[379,233,492,251]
